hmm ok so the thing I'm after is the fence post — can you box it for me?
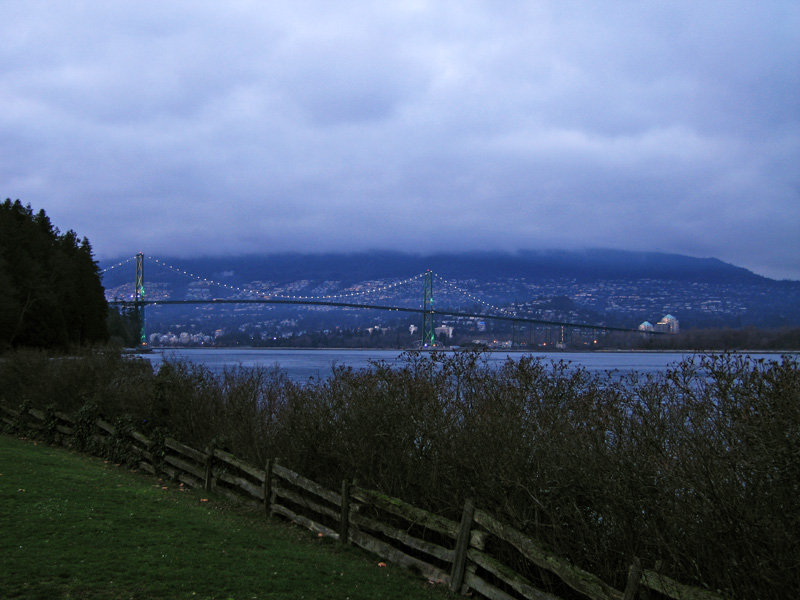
[264,459,274,519]
[639,559,663,600]
[340,479,351,545]
[623,558,642,600]
[450,498,475,594]
[204,447,214,492]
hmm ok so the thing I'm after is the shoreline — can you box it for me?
[133,346,800,355]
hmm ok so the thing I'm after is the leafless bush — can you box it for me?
[147,359,223,448]
[0,347,153,418]
[261,351,799,598]
[219,364,295,466]
[2,347,797,598]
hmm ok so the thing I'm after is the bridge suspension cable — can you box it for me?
[106,254,656,344]
[110,256,519,318]
[100,256,137,273]
[430,271,513,316]
[145,256,427,302]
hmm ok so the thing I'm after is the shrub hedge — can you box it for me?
[2,348,797,599]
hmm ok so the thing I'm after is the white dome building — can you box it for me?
[656,314,679,333]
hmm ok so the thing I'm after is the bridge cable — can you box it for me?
[109,256,519,319]
[430,272,514,316]
[100,256,137,274]
[146,256,427,302]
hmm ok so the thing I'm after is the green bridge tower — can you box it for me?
[135,253,146,347]
[422,270,436,347]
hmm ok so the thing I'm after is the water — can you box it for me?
[134,348,790,383]
[142,348,407,381]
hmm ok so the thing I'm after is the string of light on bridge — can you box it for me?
[430,272,513,316]
[105,255,519,317]
[100,256,137,273]
[103,255,653,337]
[146,256,428,302]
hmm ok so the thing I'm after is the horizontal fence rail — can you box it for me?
[1,401,727,600]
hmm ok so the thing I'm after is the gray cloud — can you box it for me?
[1,1,798,279]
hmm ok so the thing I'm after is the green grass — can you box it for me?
[0,435,452,600]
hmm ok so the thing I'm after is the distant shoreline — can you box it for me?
[132,346,799,355]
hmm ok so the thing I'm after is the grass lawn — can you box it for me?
[0,434,453,600]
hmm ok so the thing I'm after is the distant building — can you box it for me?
[656,314,679,333]
[435,325,454,339]
[640,315,679,334]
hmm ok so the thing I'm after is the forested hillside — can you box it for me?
[102,249,800,330]
[0,199,108,352]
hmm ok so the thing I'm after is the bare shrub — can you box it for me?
[148,359,223,450]
[0,347,153,419]
[218,364,296,466]
[2,347,796,598]
[259,350,799,598]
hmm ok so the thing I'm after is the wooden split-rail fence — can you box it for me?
[1,402,726,600]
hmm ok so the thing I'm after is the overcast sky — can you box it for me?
[2,1,799,279]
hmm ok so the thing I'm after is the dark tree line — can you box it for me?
[106,304,143,348]
[0,199,108,352]
[626,326,800,351]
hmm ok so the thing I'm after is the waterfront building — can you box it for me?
[655,314,679,333]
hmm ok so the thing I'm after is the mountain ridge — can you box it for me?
[101,249,800,330]
[105,248,777,286]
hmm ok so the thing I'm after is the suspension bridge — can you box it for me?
[105,253,656,348]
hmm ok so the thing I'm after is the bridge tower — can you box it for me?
[135,253,146,346]
[422,270,436,347]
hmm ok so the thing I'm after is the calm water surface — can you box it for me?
[136,348,788,383]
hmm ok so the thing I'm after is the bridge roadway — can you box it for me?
[110,298,652,335]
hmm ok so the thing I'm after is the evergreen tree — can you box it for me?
[106,304,142,347]
[0,199,109,351]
